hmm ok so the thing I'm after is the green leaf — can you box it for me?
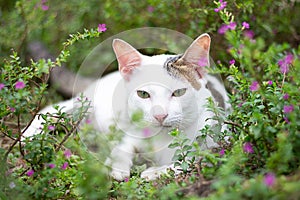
[168,142,180,149]
[182,145,192,152]
[181,162,189,172]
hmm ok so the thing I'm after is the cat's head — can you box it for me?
[112,34,211,131]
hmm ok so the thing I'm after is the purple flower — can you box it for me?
[278,54,294,74]
[214,0,227,12]
[218,24,229,35]
[229,59,235,65]
[48,125,55,131]
[64,149,72,159]
[61,162,68,170]
[249,81,259,91]
[242,22,250,29]
[98,24,107,32]
[264,173,276,187]
[283,93,289,100]
[47,163,56,168]
[15,81,25,89]
[0,83,5,90]
[284,116,290,124]
[124,177,129,182]
[85,118,92,124]
[243,142,254,153]
[198,57,208,67]
[267,80,273,85]
[41,0,49,10]
[219,149,225,156]
[283,105,294,113]
[243,30,255,39]
[41,4,49,10]
[227,22,237,30]
[26,169,34,177]
[142,127,152,137]
[10,107,16,112]
[147,6,154,12]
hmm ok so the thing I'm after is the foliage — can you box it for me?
[0,0,299,199]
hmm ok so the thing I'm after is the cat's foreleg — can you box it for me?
[140,164,181,180]
[106,136,137,181]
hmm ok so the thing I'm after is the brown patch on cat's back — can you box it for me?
[164,56,202,90]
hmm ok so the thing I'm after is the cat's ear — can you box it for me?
[112,39,142,80]
[181,33,211,78]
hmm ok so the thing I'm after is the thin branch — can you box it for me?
[224,120,249,134]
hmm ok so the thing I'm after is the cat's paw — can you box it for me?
[140,166,168,180]
[111,169,130,181]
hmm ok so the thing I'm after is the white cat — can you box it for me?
[23,33,230,180]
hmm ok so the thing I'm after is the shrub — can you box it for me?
[0,0,299,199]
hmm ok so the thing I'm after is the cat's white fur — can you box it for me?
[23,34,230,180]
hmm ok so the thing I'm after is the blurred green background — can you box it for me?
[0,0,299,73]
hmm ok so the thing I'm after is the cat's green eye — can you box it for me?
[137,90,150,99]
[172,88,187,97]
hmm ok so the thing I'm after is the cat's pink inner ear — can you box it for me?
[182,33,211,78]
[112,39,142,80]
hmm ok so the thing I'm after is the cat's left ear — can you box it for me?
[112,39,142,80]
[181,33,211,78]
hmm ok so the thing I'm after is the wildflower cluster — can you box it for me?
[206,2,300,199]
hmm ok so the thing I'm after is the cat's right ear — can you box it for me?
[112,39,142,80]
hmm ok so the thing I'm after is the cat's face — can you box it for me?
[126,57,200,129]
[112,34,210,130]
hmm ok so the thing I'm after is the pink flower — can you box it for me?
[26,169,34,177]
[64,149,72,159]
[218,22,236,34]
[47,163,56,168]
[243,142,254,153]
[218,24,229,35]
[124,177,129,182]
[283,105,294,113]
[229,59,235,65]
[40,0,49,11]
[283,93,289,100]
[249,81,259,91]
[142,127,152,137]
[85,118,92,124]
[264,173,276,187]
[242,22,250,29]
[227,22,237,30]
[219,149,225,156]
[61,162,68,170]
[147,6,154,12]
[278,53,294,74]
[267,80,273,85]
[198,57,208,67]
[15,81,25,89]
[243,30,255,39]
[10,107,16,112]
[41,5,49,11]
[48,125,55,131]
[284,116,290,124]
[98,24,107,32]
[214,0,227,12]
[0,83,5,90]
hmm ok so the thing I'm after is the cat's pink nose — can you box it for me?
[154,114,168,123]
